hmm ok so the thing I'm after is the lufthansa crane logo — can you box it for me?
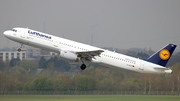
[159,49,170,60]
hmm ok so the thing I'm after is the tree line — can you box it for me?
[0,51,180,94]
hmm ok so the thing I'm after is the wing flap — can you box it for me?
[76,50,104,59]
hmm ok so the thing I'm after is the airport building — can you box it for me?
[0,47,58,62]
[0,51,26,61]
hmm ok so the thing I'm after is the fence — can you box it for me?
[0,91,180,95]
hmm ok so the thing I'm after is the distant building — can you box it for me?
[0,47,59,61]
[0,51,26,61]
[50,52,58,56]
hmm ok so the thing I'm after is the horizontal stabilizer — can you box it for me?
[154,67,171,71]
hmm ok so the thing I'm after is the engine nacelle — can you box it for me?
[60,50,79,62]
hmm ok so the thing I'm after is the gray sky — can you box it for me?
[0,0,180,51]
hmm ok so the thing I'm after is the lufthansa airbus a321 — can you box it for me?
[3,28,177,73]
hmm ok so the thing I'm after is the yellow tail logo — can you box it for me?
[159,49,170,60]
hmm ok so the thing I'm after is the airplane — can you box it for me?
[3,27,177,74]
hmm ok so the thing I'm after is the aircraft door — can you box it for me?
[54,38,58,47]
[19,29,29,45]
[20,29,26,38]
[139,61,145,70]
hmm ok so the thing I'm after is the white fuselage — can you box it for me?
[3,28,172,73]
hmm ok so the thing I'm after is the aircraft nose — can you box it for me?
[3,31,9,37]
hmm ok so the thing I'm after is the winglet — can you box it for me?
[145,44,176,67]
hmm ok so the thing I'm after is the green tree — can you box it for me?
[23,81,31,91]
[11,66,27,74]
[0,59,5,71]
[40,56,71,71]
[42,62,55,76]
[136,52,149,59]
[120,78,139,91]
[30,77,53,91]
[77,75,95,91]
[55,79,66,91]
[38,56,47,68]
[0,72,8,92]
[168,52,180,66]
[17,60,38,73]
[60,75,72,91]
[9,58,20,67]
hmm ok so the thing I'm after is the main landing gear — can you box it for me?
[80,64,86,70]
[17,44,23,52]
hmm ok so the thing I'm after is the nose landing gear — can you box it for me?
[17,44,23,52]
[17,48,21,52]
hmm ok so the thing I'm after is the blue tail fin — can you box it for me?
[145,44,177,67]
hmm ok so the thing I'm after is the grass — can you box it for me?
[0,95,180,101]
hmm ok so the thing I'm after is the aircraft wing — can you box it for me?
[76,50,104,60]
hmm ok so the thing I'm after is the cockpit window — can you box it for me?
[11,29,17,32]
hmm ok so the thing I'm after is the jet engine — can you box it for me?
[60,50,80,62]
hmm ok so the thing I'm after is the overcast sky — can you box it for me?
[0,0,180,51]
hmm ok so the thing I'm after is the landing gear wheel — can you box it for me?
[80,64,86,70]
[17,43,23,52]
[17,48,21,52]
